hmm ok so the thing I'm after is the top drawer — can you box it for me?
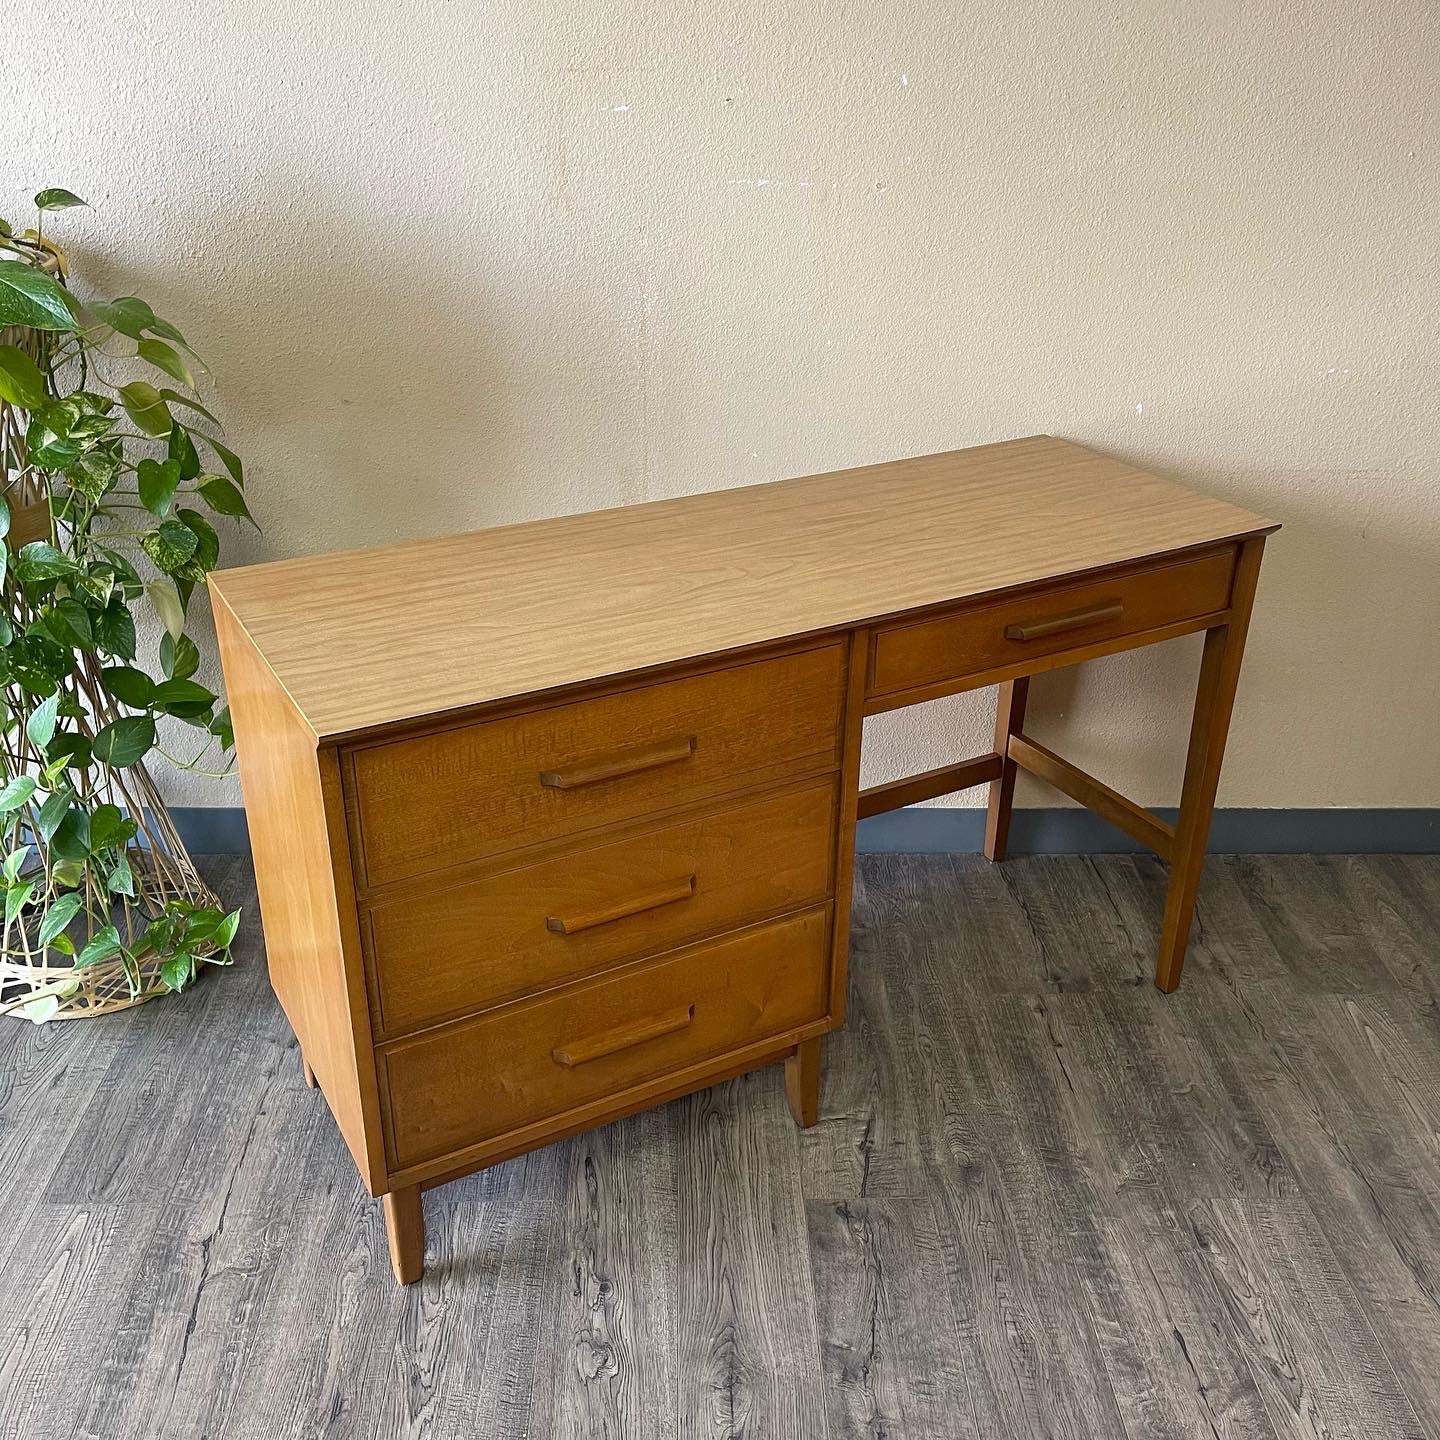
[345,643,847,887]
[869,548,1235,700]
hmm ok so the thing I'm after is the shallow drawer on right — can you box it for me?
[869,547,1235,699]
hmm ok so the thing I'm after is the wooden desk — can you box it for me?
[209,435,1277,1284]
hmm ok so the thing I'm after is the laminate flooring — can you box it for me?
[2,852,1438,1439]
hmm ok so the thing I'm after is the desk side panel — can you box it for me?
[211,590,386,1192]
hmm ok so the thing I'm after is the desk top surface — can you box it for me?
[209,435,1276,740]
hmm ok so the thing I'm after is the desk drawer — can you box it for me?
[379,906,831,1169]
[364,781,836,1037]
[869,548,1235,699]
[346,644,846,887]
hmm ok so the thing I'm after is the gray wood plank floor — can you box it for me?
[2,852,1439,1439]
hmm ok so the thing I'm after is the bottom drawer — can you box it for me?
[380,906,831,1169]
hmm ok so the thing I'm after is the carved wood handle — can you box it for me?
[1004,600,1124,642]
[545,875,697,936]
[552,1005,697,1068]
[539,734,697,790]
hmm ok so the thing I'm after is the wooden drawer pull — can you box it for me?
[545,875,697,936]
[552,1005,697,1068]
[1004,600,1124,643]
[539,734,697,790]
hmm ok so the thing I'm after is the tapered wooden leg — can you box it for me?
[1155,538,1265,993]
[301,1053,317,1089]
[785,1038,821,1128]
[383,1186,425,1285]
[984,677,1030,861]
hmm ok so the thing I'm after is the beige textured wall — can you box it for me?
[7,2,1438,812]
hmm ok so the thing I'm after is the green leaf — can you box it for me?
[93,599,137,660]
[25,693,59,748]
[91,714,155,768]
[160,632,199,681]
[137,337,194,389]
[162,390,219,426]
[38,892,83,946]
[35,786,71,843]
[51,857,84,888]
[118,381,172,437]
[100,664,156,708]
[145,313,190,348]
[7,635,68,694]
[0,344,46,409]
[0,494,8,541]
[92,296,155,340]
[5,880,35,926]
[26,396,115,469]
[0,260,77,331]
[89,803,134,851]
[143,914,177,955]
[50,807,91,861]
[141,518,198,574]
[47,732,92,772]
[146,578,185,639]
[167,424,200,481]
[197,474,253,524]
[89,297,190,350]
[46,597,94,652]
[160,952,195,992]
[20,995,60,1024]
[107,852,135,897]
[77,566,114,607]
[183,907,225,940]
[208,705,234,749]
[66,445,122,502]
[175,508,219,573]
[0,775,37,813]
[34,188,87,212]
[136,457,181,516]
[3,846,29,882]
[74,924,122,970]
[202,434,243,487]
[14,542,73,583]
[98,546,143,591]
[214,908,241,948]
[152,678,215,718]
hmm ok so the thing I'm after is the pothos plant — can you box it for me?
[0,188,248,1021]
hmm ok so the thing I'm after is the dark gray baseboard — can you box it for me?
[172,805,1440,858]
[174,806,254,857]
[854,806,1439,855]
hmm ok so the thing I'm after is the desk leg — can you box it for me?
[383,1186,425,1285]
[785,1038,821,1128]
[1155,537,1265,992]
[984,677,1030,861]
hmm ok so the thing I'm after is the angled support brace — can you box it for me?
[1007,734,1175,859]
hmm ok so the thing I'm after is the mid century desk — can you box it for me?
[209,435,1276,1284]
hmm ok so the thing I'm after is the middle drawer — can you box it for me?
[362,780,837,1038]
